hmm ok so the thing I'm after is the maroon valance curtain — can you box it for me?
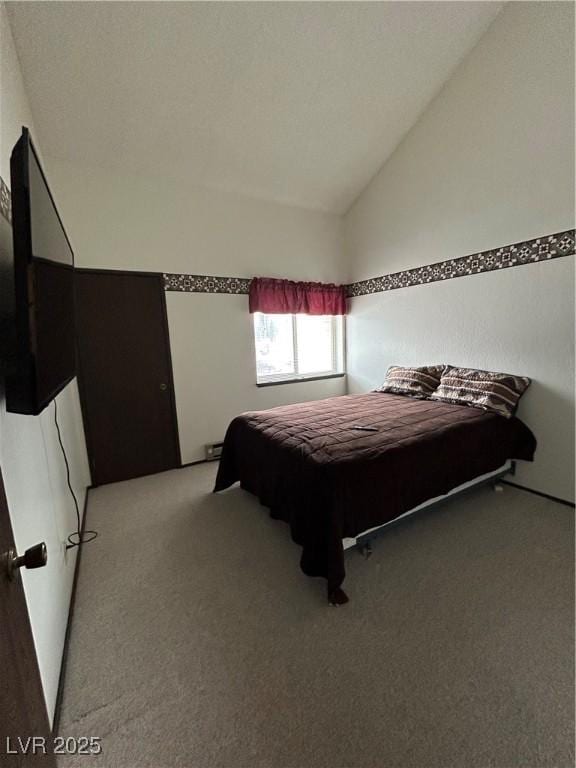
[249,277,347,316]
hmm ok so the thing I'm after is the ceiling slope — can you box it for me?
[6,1,502,213]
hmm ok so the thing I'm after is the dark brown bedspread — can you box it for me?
[214,393,536,593]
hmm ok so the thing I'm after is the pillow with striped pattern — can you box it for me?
[430,366,530,418]
[377,365,445,399]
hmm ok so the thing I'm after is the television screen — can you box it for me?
[6,128,76,415]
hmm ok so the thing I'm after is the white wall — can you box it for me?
[347,260,574,501]
[167,293,344,462]
[344,2,575,501]
[47,159,345,280]
[0,3,91,724]
[47,160,346,462]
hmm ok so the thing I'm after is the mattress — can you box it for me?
[214,392,536,599]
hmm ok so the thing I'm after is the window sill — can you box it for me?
[256,373,346,388]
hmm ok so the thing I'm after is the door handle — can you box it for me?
[4,542,47,581]
[159,383,168,391]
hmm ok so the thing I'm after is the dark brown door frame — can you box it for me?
[0,463,56,766]
[75,268,181,486]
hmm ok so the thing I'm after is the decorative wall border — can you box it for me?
[0,176,11,224]
[164,273,251,294]
[0,176,573,297]
[163,230,575,297]
[346,230,575,298]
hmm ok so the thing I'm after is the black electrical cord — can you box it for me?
[53,399,98,550]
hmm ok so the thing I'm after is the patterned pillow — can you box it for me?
[430,366,531,418]
[377,365,445,399]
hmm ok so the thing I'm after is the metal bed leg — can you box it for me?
[358,540,373,559]
[352,462,513,565]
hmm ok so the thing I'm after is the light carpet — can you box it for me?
[57,462,574,768]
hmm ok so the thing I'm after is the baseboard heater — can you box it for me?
[205,441,224,461]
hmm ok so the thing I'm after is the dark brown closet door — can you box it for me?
[75,271,180,485]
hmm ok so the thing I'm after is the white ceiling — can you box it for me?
[7,1,503,214]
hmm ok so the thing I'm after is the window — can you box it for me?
[253,313,344,385]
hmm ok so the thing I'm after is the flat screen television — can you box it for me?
[6,127,76,415]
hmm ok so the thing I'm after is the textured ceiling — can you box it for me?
[6,1,502,213]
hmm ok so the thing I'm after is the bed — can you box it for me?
[214,392,536,604]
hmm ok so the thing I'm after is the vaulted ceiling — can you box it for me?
[6,1,502,213]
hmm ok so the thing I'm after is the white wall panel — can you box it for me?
[344,2,575,500]
[0,3,91,723]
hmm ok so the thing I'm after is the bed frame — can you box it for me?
[343,460,515,557]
